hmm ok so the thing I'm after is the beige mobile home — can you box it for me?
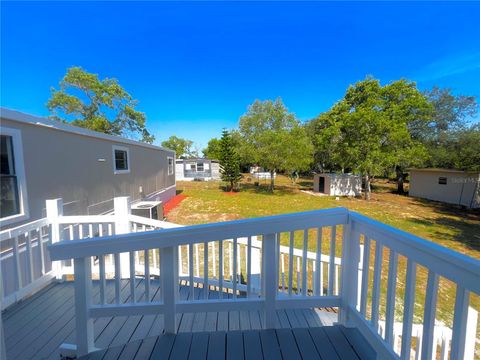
[0,108,176,228]
[409,168,480,208]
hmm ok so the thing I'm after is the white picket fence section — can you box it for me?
[1,196,479,359]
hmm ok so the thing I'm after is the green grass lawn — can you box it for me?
[167,175,480,342]
[170,175,479,258]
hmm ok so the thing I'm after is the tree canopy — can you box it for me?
[421,87,478,170]
[238,98,313,191]
[161,136,197,159]
[202,138,222,159]
[309,77,431,198]
[47,66,154,143]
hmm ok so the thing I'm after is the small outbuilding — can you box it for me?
[175,158,220,181]
[313,173,362,196]
[409,168,480,208]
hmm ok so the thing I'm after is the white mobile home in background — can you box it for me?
[175,158,220,181]
[409,168,480,208]
[0,108,176,228]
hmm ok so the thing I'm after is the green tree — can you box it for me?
[426,125,480,171]
[161,136,195,158]
[421,87,478,168]
[423,86,477,137]
[310,77,430,199]
[238,98,314,191]
[455,125,480,171]
[381,79,432,193]
[203,138,222,159]
[219,129,242,191]
[47,66,154,143]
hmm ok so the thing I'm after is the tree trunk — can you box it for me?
[270,170,275,192]
[396,166,405,194]
[364,174,371,200]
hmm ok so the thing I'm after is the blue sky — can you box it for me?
[2,2,480,150]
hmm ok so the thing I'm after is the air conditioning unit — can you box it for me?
[131,201,163,220]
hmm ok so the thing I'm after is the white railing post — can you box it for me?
[338,217,359,325]
[161,246,178,334]
[46,198,64,279]
[74,257,95,356]
[263,233,277,329]
[114,197,131,279]
[0,262,6,360]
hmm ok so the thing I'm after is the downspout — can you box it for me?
[470,174,480,209]
[459,180,465,207]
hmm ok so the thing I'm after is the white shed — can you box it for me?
[409,168,480,208]
[313,173,362,196]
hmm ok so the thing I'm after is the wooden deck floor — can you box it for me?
[2,279,342,360]
[79,326,375,360]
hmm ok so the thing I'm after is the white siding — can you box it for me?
[313,174,361,196]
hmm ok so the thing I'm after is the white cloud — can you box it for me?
[415,52,480,82]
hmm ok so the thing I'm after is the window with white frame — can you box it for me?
[168,157,174,175]
[112,145,130,174]
[0,128,29,224]
[197,162,204,172]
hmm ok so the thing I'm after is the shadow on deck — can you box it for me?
[2,279,368,360]
[79,326,374,360]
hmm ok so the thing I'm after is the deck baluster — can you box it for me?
[219,240,224,299]
[315,228,322,296]
[302,229,308,296]
[421,271,439,359]
[400,259,416,359]
[203,241,209,299]
[385,250,398,346]
[328,226,336,296]
[288,231,294,296]
[233,238,238,299]
[247,236,252,297]
[144,249,150,301]
[371,241,383,330]
[360,236,371,315]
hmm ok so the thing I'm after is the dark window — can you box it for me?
[168,157,174,175]
[1,135,20,218]
[114,149,128,171]
[438,177,447,185]
[197,163,204,172]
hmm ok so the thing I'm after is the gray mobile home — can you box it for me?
[175,158,220,181]
[409,168,480,208]
[0,108,176,228]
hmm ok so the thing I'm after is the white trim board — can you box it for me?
[0,126,30,226]
[112,145,131,175]
[0,107,175,155]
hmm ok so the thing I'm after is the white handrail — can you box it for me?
[49,207,349,260]
[350,212,480,293]
[0,217,54,310]
[0,217,49,241]
[3,197,479,359]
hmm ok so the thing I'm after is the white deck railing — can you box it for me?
[1,196,479,359]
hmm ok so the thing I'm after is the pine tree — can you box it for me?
[219,129,242,191]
